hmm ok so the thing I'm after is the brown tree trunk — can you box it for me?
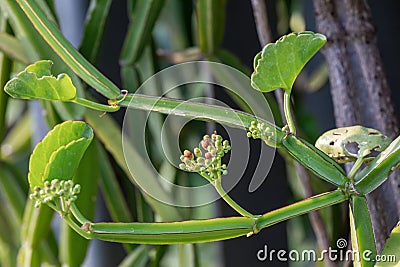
[313,0,400,251]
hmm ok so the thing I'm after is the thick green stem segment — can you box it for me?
[283,91,296,134]
[16,0,121,99]
[118,94,286,145]
[213,179,255,218]
[282,134,348,188]
[90,217,254,244]
[349,196,377,267]
[256,189,347,229]
[66,190,346,244]
[72,97,120,112]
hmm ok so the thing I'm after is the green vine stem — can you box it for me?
[255,189,347,230]
[213,179,256,218]
[283,91,296,134]
[58,189,347,244]
[73,97,120,112]
[117,93,286,145]
[348,157,365,181]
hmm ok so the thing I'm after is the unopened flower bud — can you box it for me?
[215,140,222,148]
[183,150,193,159]
[201,139,210,149]
[194,147,202,157]
[205,152,213,159]
[197,157,205,164]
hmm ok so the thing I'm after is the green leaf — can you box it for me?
[196,0,226,55]
[349,196,377,267]
[19,200,55,266]
[355,135,400,194]
[97,143,133,223]
[251,31,326,93]
[376,221,400,267]
[79,0,112,63]
[120,0,166,65]
[118,245,149,267]
[15,0,121,99]
[0,32,30,64]
[28,120,93,189]
[4,60,76,101]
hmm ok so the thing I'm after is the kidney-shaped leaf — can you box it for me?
[355,135,400,194]
[4,60,76,101]
[251,31,326,93]
[28,121,93,189]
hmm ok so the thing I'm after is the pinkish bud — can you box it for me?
[183,150,193,159]
[201,139,210,149]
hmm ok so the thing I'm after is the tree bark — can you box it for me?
[313,0,400,251]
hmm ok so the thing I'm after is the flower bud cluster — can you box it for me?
[247,121,274,142]
[30,179,81,208]
[179,132,231,180]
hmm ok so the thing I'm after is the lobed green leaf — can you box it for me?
[28,120,93,189]
[251,31,326,93]
[4,60,76,101]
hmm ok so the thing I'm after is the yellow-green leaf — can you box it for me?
[4,60,76,101]
[376,221,400,267]
[28,121,93,189]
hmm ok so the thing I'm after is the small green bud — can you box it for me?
[72,184,81,194]
[179,163,186,170]
[57,189,65,197]
[197,157,205,164]
[194,147,202,157]
[215,140,222,148]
